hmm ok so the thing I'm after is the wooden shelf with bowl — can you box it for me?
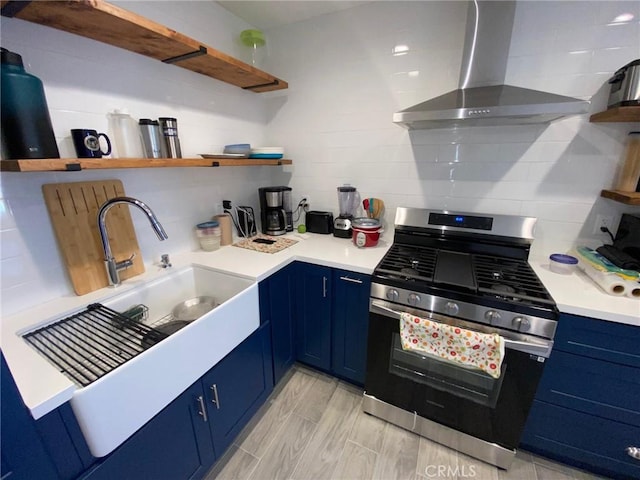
[0,158,292,172]
[0,0,287,92]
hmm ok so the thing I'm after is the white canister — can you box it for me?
[196,221,221,251]
[107,109,144,158]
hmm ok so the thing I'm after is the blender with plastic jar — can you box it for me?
[333,185,360,238]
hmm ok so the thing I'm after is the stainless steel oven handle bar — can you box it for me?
[370,301,553,358]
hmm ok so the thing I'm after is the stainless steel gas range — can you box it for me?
[363,207,558,469]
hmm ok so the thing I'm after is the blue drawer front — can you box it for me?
[555,314,640,367]
[522,401,640,480]
[537,350,640,426]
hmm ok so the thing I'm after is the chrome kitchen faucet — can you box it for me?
[98,196,168,286]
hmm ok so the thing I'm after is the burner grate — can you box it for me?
[473,255,554,305]
[376,244,437,281]
[23,303,168,387]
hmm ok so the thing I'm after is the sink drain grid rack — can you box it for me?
[22,303,168,387]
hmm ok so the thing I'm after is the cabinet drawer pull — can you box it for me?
[210,384,220,409]
[627,447,640,460]
[323,276,327,298]
[339,276,363,284]
[197,395,208,422]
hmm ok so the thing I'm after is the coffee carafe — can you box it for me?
[259,187,288,236]
[334,185,359,238]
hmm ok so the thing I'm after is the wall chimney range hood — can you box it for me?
[393,1,590,129]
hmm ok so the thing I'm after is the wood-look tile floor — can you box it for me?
[205,365,609,480]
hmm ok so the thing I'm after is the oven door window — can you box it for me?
[389,333,505,408]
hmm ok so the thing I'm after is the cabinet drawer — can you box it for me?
[555,314,640,367]
[537,350,640,426]
[522,401,640,480]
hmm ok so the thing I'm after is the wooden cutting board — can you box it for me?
[43,180,144,295]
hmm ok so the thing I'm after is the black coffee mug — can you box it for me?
[71,129,111,158]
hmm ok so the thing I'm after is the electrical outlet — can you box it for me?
[593,214,614,235]
[299,196,310,211]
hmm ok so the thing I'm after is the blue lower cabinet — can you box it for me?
[36,403,94,479]
[522,314,640,480]
[534,350,640,427]
[331,269,371,385]
[1,352,59,480]
[522,401,640,480]
[80,381,215,480]
[260,263,296,384]
[81,324,273,480]
[206,322,274,456]
[295,263,372,385]
[295,263,333,371]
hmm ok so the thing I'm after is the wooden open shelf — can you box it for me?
[600,189,640,205]
[0,0,287,92]
[1,158,293,172]
[589,106,640,123]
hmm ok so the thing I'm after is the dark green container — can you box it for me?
[1,48,59,159]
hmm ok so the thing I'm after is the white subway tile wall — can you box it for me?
[1,1,639,316]
[263,1,639,253]
[0,2,289,316]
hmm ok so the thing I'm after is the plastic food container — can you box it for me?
[549,253,578,274]
[196,221,221,251]
[352,217,382,248]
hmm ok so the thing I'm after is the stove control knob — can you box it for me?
[445,302,459,316]
[485,310,501,323]
[512,316,531,331]
[408,293,421,306]
[386,289,399,302]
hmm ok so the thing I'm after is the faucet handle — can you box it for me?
[116,253,136,271]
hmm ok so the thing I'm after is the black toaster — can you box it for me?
[306,211,334,234]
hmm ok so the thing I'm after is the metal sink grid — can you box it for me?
[22,303,168,387]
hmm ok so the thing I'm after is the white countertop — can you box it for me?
[1,232,637,422]
[530,257,639,327]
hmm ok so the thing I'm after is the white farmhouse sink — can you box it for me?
[66,265,258,458]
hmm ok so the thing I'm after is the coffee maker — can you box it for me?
[334,185,360,238]
[259,187,292,236]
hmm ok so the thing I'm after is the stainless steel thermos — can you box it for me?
[158,117,182,158]
[1,48,59,159]
[138,119,167,158]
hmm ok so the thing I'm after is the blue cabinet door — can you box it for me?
[1,353,59,480]
[295,263,332,371]
[332,269,371,385]
[535,350,640,427]
[205,323,274,457]
[260,263,296,384]
[522,401,640,480]
[80,381,215,480]
[554,313,640,367]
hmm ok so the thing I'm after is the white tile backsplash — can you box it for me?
[1,1,638,317]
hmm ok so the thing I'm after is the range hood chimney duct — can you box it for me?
[393,1,590,129]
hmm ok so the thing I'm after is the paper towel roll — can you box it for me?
[625,280,640,298]
[215,213,233,246]
[577,260,627,296]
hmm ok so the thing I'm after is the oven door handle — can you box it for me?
[371,302,402,319]
[371,301,553,358]
[502,338,553,358]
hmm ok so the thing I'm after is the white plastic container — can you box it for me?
[549,253,578,274]
[107,109,144,158]
[196,221,221,251]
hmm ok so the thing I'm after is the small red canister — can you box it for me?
[352,218,382,248]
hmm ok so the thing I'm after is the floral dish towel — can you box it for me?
[400,312,505,379]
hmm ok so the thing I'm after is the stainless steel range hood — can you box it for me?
[393,1,590,129]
